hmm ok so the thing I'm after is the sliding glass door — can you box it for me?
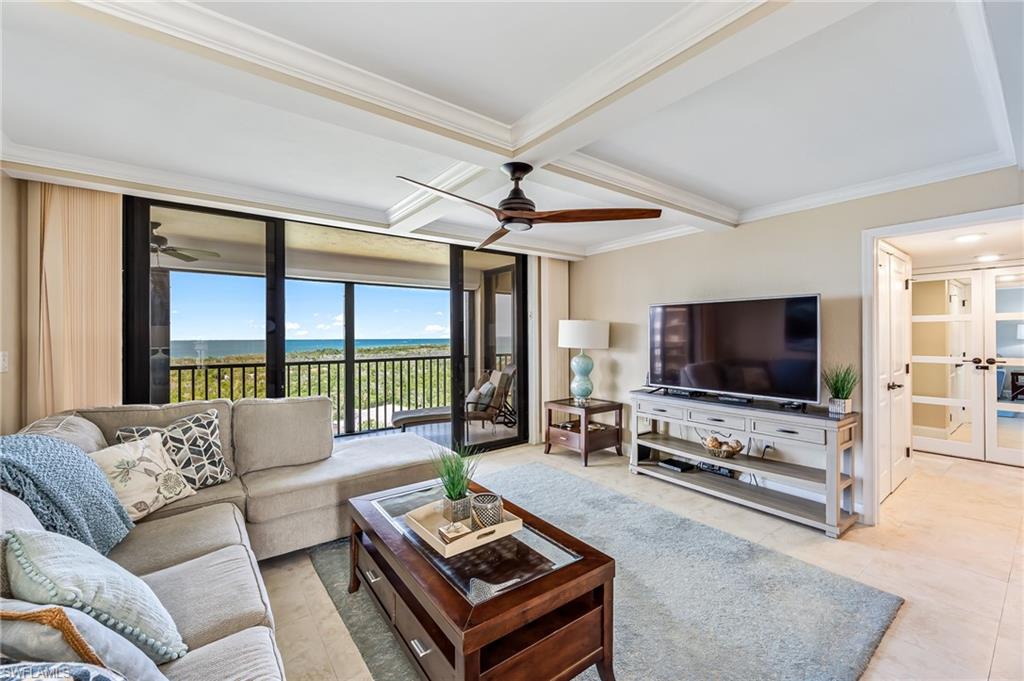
[125,197,527,448]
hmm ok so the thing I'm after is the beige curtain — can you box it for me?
[25,182,122,422]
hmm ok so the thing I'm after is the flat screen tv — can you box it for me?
[648,295,820,404]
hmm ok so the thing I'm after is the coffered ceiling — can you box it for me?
[1,1,1020,260]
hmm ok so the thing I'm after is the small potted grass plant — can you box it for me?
[823,364,859,416]
[432,444,479,525]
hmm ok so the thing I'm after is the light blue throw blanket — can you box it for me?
[0,434,133,554]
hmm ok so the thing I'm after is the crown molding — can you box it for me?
[1,142,390,229]
[955,1,1018,168]
[544,153,739,228]
[386,161,484,225]
[739,151,1017,224]
[72,0,512,154]
[511,2,764,150]
[583,225,702,256]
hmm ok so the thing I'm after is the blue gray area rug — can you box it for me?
[310,463,902,681]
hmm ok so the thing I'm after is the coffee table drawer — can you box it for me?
[751,418,826,445]
[396,599,454,681]
[358,542,395,619]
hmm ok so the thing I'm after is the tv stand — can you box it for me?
[629,390,859,538]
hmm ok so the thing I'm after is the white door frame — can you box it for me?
[860,204,1024,525]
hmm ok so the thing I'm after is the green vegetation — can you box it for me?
[169,343,453,432]
[822,364,860,400]
[431,445,479,501]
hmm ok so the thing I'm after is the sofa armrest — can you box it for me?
[232,397,333,475]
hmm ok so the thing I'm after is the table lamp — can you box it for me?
[558,320,610,404]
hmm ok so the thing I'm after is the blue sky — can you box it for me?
[169,272,450,340]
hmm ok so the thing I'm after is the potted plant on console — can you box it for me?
[432,445,479,527]
[823,364,859,416]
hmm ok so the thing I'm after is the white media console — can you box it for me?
[628,389,859,538]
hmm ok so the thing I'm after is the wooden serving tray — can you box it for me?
[404,501,524,558]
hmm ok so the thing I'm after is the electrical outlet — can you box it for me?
[0,351,8,374]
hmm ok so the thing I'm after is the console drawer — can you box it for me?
[396,599,454,681]
[687,409,746,431]
[636,400,684,420]
[358,542,395,620]
[751,419,825,445]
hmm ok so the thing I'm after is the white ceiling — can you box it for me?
[197,2,685,124]
[887,220,1024,270]
[583,2,1000,212]
[1,1,1020,259]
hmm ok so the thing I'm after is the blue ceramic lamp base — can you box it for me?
[570,350,594,405]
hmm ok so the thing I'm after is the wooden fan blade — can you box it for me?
[170,247,221,259]
[475,227,509,250]
[507,207,662,224]
[397,176,503,219]
[162,248,199,263]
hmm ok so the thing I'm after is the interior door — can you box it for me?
[910,271,985,460]
[983,266,1024,466]
[877,244,913,498]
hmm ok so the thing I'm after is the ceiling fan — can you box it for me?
[397,162,662,249]
[150,221,221,263]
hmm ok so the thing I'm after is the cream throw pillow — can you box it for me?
[87,434,194,520]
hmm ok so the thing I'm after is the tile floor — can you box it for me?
[260,444,1024,681]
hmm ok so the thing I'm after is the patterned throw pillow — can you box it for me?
[116,410,231,490]
[5,528,187,664]
[87,434,194,521]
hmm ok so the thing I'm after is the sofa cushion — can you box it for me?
[243,433,439,524]
[74,400,235,471]
[108,504,248,576]
[143,478,245,521]
[116,410,232,491]
[18,414,107,454]
[161,627,283,681]
[232,397,333,475]
[142,545,273,650]
[0,492,44,598]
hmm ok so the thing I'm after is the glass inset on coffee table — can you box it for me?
[372,484,580,604]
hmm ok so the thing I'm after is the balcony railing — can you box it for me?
[169,355,452,435]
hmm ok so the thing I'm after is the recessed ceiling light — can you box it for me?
[954,233,985,243]
[998,274,1022,282]
[976,254,1000,262]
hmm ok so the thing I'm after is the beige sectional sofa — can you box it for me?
[6,396,442,679]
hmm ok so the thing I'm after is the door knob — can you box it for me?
[886,382,904,391]
[986,358,1007,365]
[971,357,983,364]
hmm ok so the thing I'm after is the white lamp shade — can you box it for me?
[558,320,609,350]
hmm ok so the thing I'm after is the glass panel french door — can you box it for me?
[911,271,985,459]
[984,266,1024,466]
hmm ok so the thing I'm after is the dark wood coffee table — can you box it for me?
[348,480,616,681]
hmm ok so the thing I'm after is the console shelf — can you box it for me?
[636,433,852,490]
[629,390,859,538]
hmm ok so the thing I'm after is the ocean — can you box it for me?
[170,338,448,359]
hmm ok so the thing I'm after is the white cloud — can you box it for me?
[315,323,331,331]
[285,321,301,331]
[332,314,345,327]
[292,329,309,337]
[435,311,444,317]
[423,324,449,335]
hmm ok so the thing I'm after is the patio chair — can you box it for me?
[466,364,517,435]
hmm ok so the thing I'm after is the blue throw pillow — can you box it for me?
[5,528,187,664]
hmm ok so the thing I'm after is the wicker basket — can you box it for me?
[701,437,744,459]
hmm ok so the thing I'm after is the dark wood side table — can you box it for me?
[544,398,623,467]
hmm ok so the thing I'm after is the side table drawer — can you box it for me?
[358,541,395,619]
[751,419,826,445]
[396,599,454,681]
[688,409,746,431]
[547,426,580,450]
[636,400,685,420]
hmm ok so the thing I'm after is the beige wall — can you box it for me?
[0,175,24,433]
[569,167,1024,427]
